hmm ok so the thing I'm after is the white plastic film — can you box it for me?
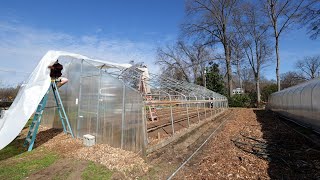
[0,50,132,150]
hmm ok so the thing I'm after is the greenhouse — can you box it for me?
[268,79,320,132]
[11,51,228,154]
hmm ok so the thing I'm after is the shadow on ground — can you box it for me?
[33,128,63,148]
[0,128,62,161]
[253,110,320,179]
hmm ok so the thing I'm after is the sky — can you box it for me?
[0,0,319,86]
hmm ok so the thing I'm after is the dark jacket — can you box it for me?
[49,62,63,78]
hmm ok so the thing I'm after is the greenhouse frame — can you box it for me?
[41,56,228,154]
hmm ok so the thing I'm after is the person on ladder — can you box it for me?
[48,60,68,87]
[24,60,74,151]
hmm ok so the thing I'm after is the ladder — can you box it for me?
[146,96,157,121]
[24,80,74,151]
[139,76,158,122]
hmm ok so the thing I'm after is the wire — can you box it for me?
[167,110,233,180]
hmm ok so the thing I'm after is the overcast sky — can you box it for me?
[0,0,319,86]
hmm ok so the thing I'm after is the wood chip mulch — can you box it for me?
[175,108,320,179]
[38,128,149,176]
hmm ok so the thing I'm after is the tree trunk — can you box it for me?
[255,74,261,107]
[275,35,281,91]
[225,45,233,97]
[237,59,242,89]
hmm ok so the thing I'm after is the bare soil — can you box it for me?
[27,159,89,180]
[147,107,223,145]
[143,108,320,179]
[144,109,233,179]
[17,108,320,179]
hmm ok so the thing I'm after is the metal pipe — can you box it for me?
[76,59,84,137]
[121,83,126,149]
[169,94,175,134]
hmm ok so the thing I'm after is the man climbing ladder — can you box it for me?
[137,65,158,121]
[24,60,74,151]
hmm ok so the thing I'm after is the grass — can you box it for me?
[0,118,116,180]
[82,162,113,180]
[0,148,58,180]
[0,118,58,180]
[0,140,25,161]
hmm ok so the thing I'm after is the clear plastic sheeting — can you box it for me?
[268,79,320,132]
[42,58,144,153]
[0,50,138,151]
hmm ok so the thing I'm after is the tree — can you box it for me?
[300,0,320,39]
[240,65,255,93]
[261,83,278,102]
[281,71,306,89]
[177,41,211,86]
[121,60,145,89]
[156,41,213,83]
[205,62,226,95]
[183,0,239,96]
[0,85,20,102]
[296,55,320,79]
[157,43,191,82]
[234,2,272,106]
[230,35,245,90]
[264,0,306,91]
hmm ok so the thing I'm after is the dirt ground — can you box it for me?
[147,107,222,145]
[10,108,320,179]
[18,126,148,179]
[27,159,89,180]
[144,108,320,179]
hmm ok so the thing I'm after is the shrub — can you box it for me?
[228,94,251,107]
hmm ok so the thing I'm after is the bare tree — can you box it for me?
[183,0,239,96]
[234,2,272,105]
[230,35,245,90]
[281,71,306,88]
[300,0,320,39]
[177,41,210,86]
[240,65,255,93]
[156,41,213,83]
[264,0,306,91]
[295,55,320,79]
[157,44,191,82]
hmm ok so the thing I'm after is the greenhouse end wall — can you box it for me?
[42,58,146,154]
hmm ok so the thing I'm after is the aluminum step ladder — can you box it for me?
[24,80,74,151]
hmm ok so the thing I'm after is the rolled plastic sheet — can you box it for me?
[0,50,132,150]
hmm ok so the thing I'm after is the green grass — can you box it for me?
[0,148,58,180]
[0,141,25,161]
[82,162,113,180]
[24,118,33,129]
